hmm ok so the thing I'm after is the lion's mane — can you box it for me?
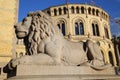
[25,11,57,55]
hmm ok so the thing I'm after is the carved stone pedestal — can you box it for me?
[6,64,120,80]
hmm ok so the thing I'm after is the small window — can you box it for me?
[88,7,91,14]
[92,8,95,15]
[71,6,75,13]
[96,10,99,16]
[58,8,62,15]
[76,7,79,14]
[81,7,84,14]
[47,10,51,16]
[63,7,67,14]
[54,9,57,16]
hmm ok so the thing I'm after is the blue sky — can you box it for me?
[19,0,120,36]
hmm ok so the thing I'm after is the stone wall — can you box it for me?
[0,0,19,67]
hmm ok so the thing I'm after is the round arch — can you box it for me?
[55,18,67,36]
[89,18,101,36]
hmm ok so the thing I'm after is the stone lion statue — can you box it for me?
[5,11,111,71]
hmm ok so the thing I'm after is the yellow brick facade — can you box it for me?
[0,0,19,66]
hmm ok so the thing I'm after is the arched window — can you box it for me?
[96,9,99,16]
[101,12,104,18]
[63,7,67,14]
[106,15,108,20]
[81,7,84,14]
[58,8,62,15]
[76,6,79,14]
[103,13,105,19]
[71,6,75,13]
[108,51,114,66]
[88,7,91,14]
[105,14,107,20]
[104,27,109,39]
[92,8,95,15]
[54,9,57,16]
[75,20,84,35]
[92,22,100,36]
[47,10,51,16]
[57,20,66,36]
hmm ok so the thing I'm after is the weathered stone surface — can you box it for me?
[5,64,120,80]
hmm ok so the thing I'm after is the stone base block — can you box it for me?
[6,64,120,80]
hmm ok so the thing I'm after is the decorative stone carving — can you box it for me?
[4,11,111,72]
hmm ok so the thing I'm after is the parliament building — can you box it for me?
[43,3,117,66]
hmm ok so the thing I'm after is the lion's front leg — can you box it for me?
[52,56,61,65]
[45,41,63,65]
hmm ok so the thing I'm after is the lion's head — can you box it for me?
[14,11,60,55]
[14,11,57,39]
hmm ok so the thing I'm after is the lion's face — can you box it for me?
[14,17,32,39]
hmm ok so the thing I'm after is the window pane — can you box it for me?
[75,23,79,35]
[96,24,100,36]
[80,23,84,35]
[92,24,95,35]
[62,23,65,36]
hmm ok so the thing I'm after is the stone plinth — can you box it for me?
[6,64,120,80]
